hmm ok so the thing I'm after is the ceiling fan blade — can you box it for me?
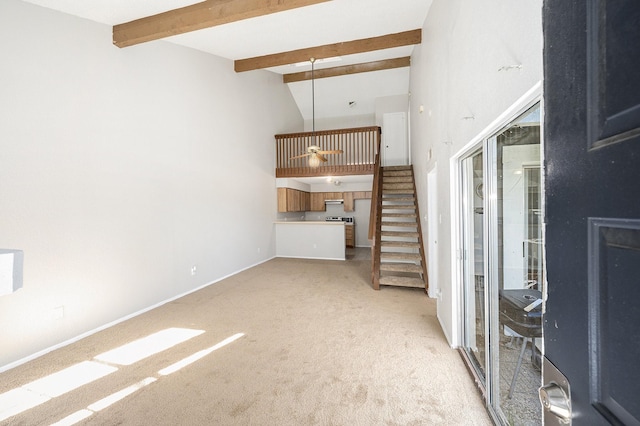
[316,154,328,162]
[289,153,311,160]
[317,150,343,154]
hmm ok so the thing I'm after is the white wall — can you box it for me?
[0,0,302,369]
[375,94,409,126]
[409,0,542,345]
[304,114,375,132]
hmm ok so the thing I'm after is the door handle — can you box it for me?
[539,383,571,423]
[540,356,572,425]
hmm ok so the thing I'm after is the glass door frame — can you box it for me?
[450,83,542,423]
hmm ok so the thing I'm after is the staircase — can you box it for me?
[373,165,428,291]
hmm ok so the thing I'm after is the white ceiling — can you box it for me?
[21,0,432,120]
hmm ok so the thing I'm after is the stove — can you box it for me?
[325,216,354,223]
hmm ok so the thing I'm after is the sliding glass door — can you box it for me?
[461,149,486,381]
[460,103,543,424]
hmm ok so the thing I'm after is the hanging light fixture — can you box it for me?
[309,57,318,168]
[308,153,321,168]
[288,57,343,168]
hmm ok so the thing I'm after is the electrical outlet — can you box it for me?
[190,265,197,276]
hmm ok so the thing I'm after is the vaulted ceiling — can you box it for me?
[20,0,433,121]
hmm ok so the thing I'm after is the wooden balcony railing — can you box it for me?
[275,126,381,178]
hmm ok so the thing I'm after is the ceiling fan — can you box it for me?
[289,145,343,167]
[289,57,343,168]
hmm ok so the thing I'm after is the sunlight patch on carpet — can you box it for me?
[3,328,246,424]
[0,388,50,422]
[158,333,245,376]
[88,377,157,411]
[49,409,93,426]
[94,327,204,365]
[0,361,117,422]
[50,376,157,426]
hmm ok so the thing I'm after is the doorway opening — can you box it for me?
[455,97,543,424]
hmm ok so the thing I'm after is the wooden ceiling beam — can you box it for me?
[235,29,421,72]
[113,0,330,48]
[283,57,411,83]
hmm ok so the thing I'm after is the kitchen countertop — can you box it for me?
[274,221,344,225]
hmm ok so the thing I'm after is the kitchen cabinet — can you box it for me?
[310,192,325,211]
[283,190,371,213]
[345,224,355,248]
[310,192,343,211]
[344,191,372,212]
[302,191,310,211]
[343,192,354,212]
[277,188,309,213]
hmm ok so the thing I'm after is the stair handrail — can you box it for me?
[368,129,383,289]
[410,165,429,292]
[368,154,381,241]
[368,128,382,240]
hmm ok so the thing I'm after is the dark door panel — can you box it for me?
[587,0,640,148]
[544,0,640,423]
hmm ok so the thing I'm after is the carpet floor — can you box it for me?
[1,254,491,425]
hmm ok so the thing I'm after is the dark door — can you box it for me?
[544,0,640,424]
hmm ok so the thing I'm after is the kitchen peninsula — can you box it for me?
[274,221,345,260]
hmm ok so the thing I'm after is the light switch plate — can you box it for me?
[0,249,24,296]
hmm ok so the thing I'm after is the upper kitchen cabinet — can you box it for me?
[277,188,310,213]
[310,192,343,212]
[297,190,374,212]
[344,191,373,212]
[310,193,325,211]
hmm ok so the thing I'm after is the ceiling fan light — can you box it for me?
[308,154,321,168]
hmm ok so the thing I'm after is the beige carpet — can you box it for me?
[1,254,491,425]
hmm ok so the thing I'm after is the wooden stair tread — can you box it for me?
[383,172,412,178]
[381,213,418,218]
[383,183,414,189]
[381,252,422,261]
[381,241,421,248]
[384,165,413,171]
[381,231,419,238]
[382,197,416,202]
[381,221,418,227]
[383,176,413,183]
[383,189,415,195]
[379,276,425,288]
[381,204,415,209]
[380,263,423,273]
[382,167,413,177]
[383,172,412,177]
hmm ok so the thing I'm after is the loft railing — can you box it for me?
[275,126,381,178]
